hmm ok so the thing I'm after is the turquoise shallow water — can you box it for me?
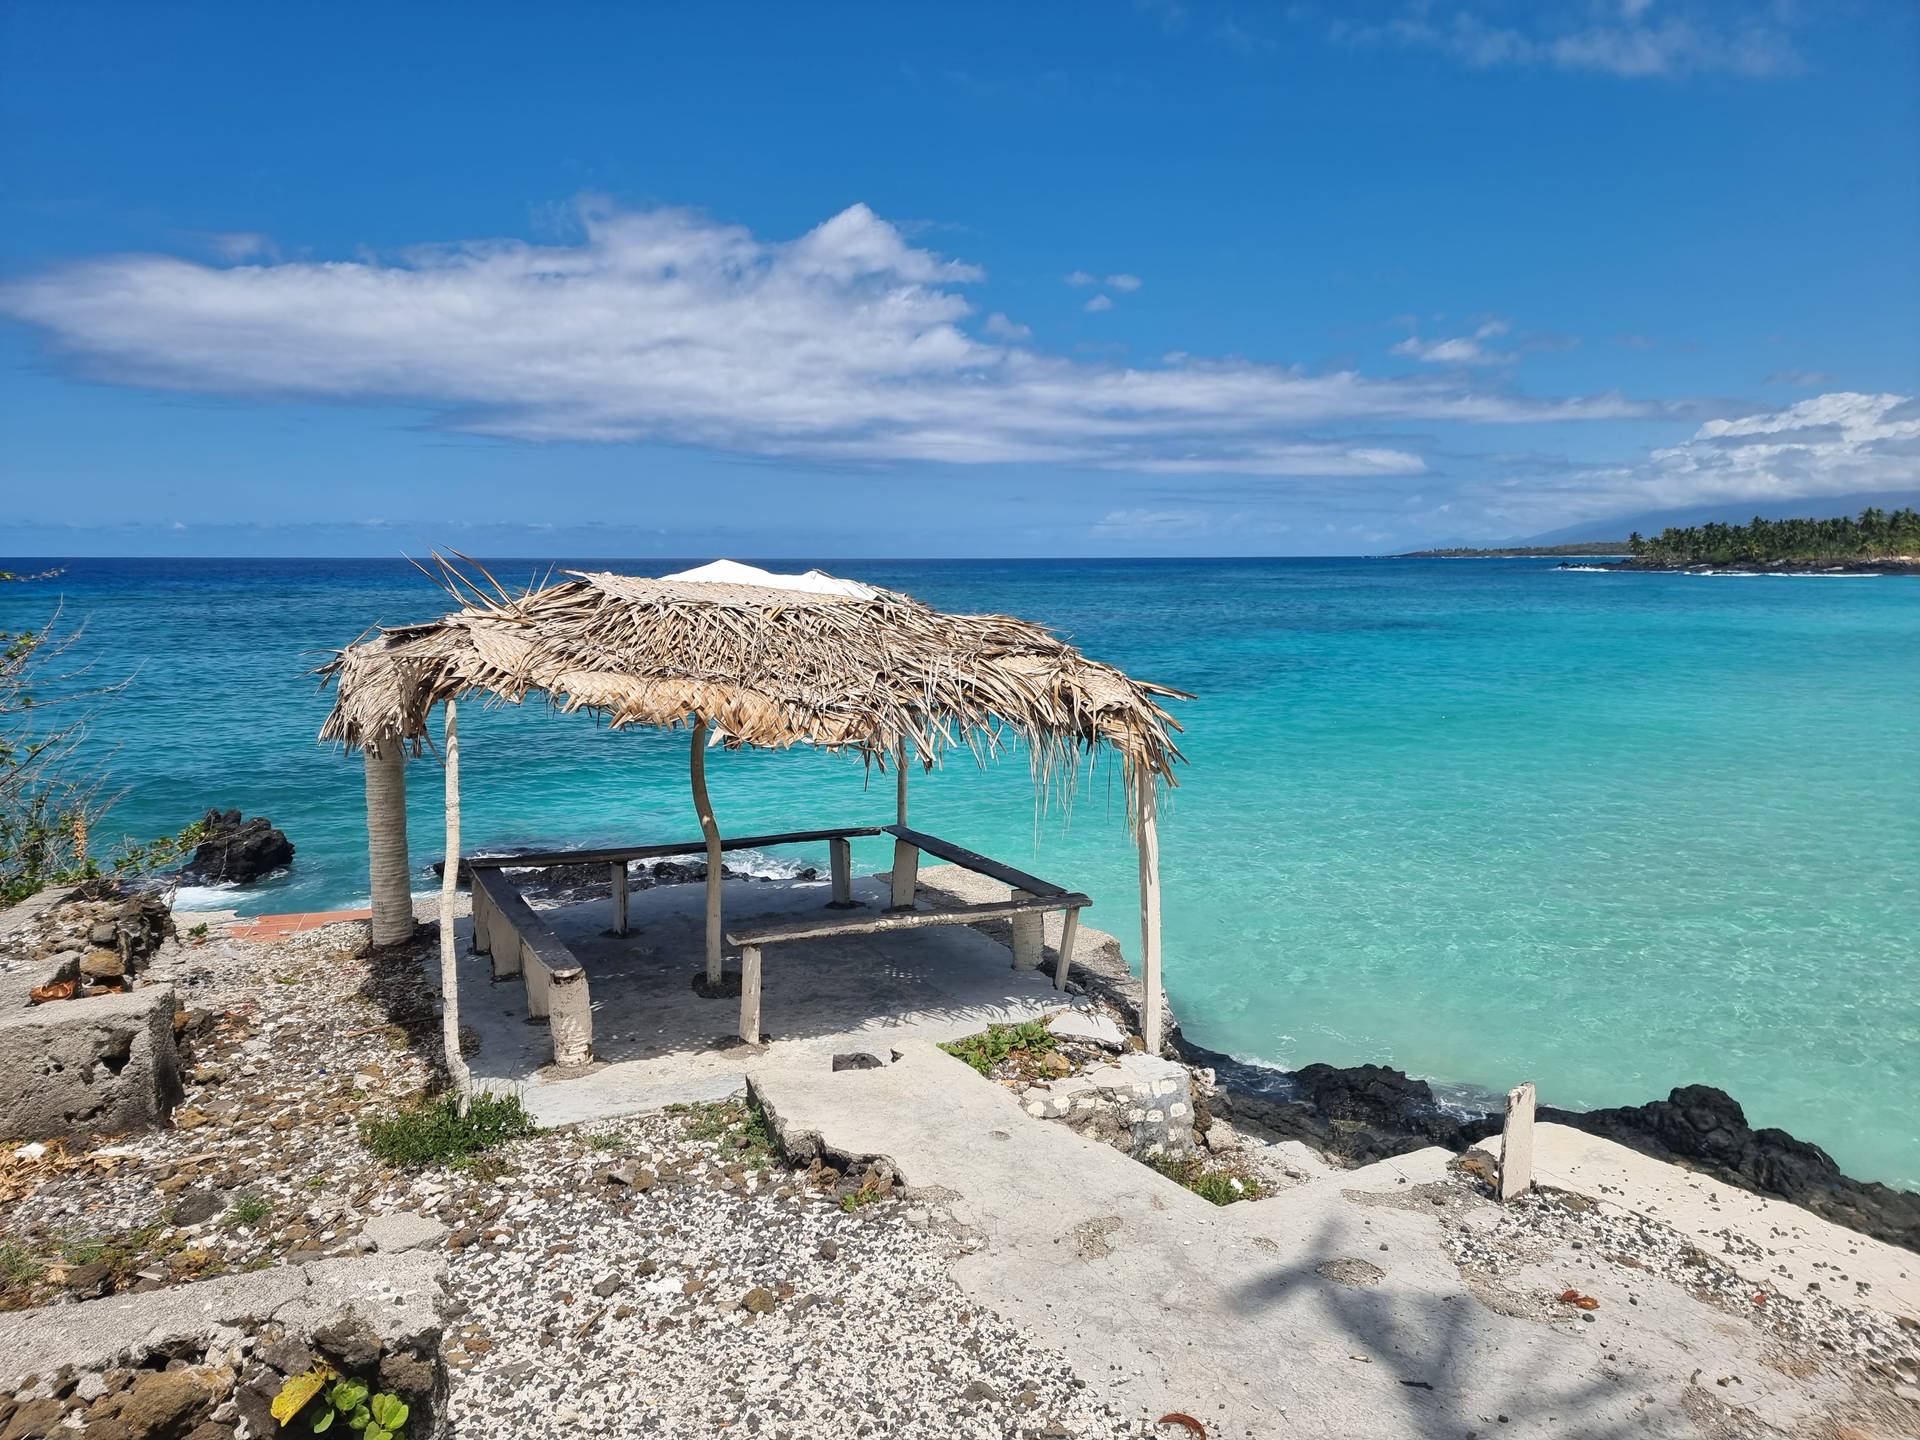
[3,557,1916,1188]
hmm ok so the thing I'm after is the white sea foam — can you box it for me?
[1558,565,1614,573]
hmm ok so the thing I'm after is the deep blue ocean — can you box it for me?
[4,557,1915,1188]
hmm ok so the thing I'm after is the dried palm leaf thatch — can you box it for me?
[316,560,1189,791]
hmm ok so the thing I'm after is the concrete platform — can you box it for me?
[456,871,1085,1127]
[750,1041,1913,1440]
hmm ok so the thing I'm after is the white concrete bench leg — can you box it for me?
[888,841,919,911]
[739,945,763,1044]
[611,860,629,936]
[549,971,593,1067]
[471,881,491,958]
[1010,889,1043,970]
[523,940,551,1019]
[828,837,856,908]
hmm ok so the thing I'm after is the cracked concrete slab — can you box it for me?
[750,1040,1911,1439]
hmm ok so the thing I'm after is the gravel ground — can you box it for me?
[441,1104,1136,1440]
[2,902,1144,1437]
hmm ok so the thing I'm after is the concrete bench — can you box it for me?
[726,826,1091,1042]
[468,867,593,1067]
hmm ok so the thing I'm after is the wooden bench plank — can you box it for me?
[880,825,1067,898]
[725,892,1089,948]
[453,825,886,874]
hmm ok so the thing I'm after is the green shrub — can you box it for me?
[360,1092,537,1169]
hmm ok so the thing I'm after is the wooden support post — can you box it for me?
[888,739,917,909]
[365,741,413,947]
[690,718,724,985]
[739,945,763,1044]
[611,860,629,936]
[827,837,856,908]
[1009,889,1043,970]
[1499,1081,1536,1202]
[439,699,471,1112]
[1136,766,1164,1056]
[1053,908,1080,992]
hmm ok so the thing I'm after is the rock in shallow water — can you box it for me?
[181,809,294,885]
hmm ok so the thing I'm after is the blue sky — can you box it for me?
[2,1,1915,557]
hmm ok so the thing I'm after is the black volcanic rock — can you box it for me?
[1541,1085,1920,1252]
[181,808,294,884]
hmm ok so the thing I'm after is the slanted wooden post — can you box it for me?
[1135,765,1164,1056]
[1009,889,1043,970]
[439,699,472,1113]
[888,739,918,910]
[738,945,763,1044]
[365,741,413,947]
[1499,1081,1536,1202]
[610,859,629,936]
[827,837,857,908]
[1053,907,1080,992]
[690,717,724,985]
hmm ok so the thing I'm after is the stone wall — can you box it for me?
[1020,1051,1196,1161]
[0,1251,449,1440]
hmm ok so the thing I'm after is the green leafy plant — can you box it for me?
[271,1367,411,1439]
[938,1019,1059,1076]
[360,1091,537,1168]
[585,1131,627,1151]
[187,922,210,941]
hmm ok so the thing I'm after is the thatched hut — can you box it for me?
[318,560,1187,1087]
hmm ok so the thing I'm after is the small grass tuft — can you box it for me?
[585,1132,628,1152]
[1149,1154,1265,1206]
[229,1192,273,1227]
[360,1091,539,1169]
[671,1096,780,1170]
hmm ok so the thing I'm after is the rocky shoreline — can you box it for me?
[1561,557,1920,576]
[1166,1027,1920,1255]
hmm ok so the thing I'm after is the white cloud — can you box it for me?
[984,312,1032,341]
[2,198,1659,476]
[1471,393,1920,529]
[1331,2,1801,79]
[1064,269,1098,286]
[1106,273,1143,292]
[1083,294,1116,313]
[1391,319,1512,366]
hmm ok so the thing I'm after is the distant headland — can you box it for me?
[1399,508,1920,574]
[1393,541,1629,558]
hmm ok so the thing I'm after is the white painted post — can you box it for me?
[827,837,855,908]
[888,741,917,910]
[365,741,413,947]
[690,718,724,985]
[611,860,629,936]
[1136,766,1164,1056]
[1053,908,1080,992]
[1499,1081,1536,1202]
[439,698,471,1112]
[739,945,763,1044]
[1010,890,1043,970]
